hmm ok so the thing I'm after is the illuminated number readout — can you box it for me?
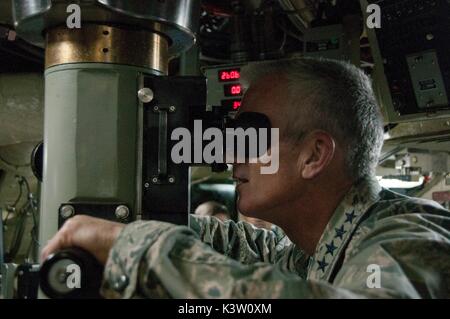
[221,99,242,110]
[218,69,241,82]
[224,83,243,97]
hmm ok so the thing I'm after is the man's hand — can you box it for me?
[41,215,125,265]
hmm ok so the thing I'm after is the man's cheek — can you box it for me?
[237,196,252,215]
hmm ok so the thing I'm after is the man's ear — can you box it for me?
[298,131,336,180]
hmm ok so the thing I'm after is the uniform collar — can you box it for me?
[307,176,381,282]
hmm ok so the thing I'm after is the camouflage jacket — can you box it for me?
[101,177,450,298]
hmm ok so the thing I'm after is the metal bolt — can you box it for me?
[153,106,159,112]
[426,33,434,41]
[152,177,159,184]
[169,106,176,112]
[144,182,150,188]
[168,176,175,184]
[115,205,130,220]
[60,205,75,219]
[137,88,154,103]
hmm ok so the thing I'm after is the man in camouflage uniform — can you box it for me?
[42,58,450,298]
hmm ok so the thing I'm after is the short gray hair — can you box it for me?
[241,57,384,179]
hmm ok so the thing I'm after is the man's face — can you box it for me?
[233,77,305,223]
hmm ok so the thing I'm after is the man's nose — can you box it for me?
[226,150,247,164]
[224,142,242,164]
[232,163,247,174]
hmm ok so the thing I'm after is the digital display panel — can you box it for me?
[218,68,241,82]
[223,83,243,97]
[221,99,242,110]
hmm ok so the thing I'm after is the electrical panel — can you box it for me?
[362,0,450,122]
[304,24,347,61]
[203,64,245,113]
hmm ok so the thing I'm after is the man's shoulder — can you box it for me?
[369,188,450,220]
[349,189,450,249]
[344,189,450,264]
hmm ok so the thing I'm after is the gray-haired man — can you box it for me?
[42,58,450,298]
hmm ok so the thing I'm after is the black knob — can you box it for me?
[40,248,103,299]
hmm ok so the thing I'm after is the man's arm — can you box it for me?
[101,214,450,299]
[101,220,339,299]
[189,214,292,264]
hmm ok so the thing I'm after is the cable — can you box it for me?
[28,189,41,253]
[21,175,31,196]
[2,177,23,226]
[277,25,288,53]
[0,205,4,268]
[20,176,41,257]
[278,0,308,34]
[6,204,27,261]
[276,20,304,42]
[26,197,40,262]
[2,176,40,262]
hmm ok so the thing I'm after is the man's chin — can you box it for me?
[237,199,262,218]
[236,198,252,216]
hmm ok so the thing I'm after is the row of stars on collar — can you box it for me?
[316,210,359,273]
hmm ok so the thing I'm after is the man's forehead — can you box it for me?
[240,76,287,113]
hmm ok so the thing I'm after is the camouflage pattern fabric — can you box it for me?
[101,177,450,298]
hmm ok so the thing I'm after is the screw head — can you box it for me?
[115,205,130,220]
[60,205,75,219]
[144,182,150,188]
[153,106,159,112]
[152,177,159,183]
[168,176,175,184]
[169,106,176,112]
[137,88,154,103]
